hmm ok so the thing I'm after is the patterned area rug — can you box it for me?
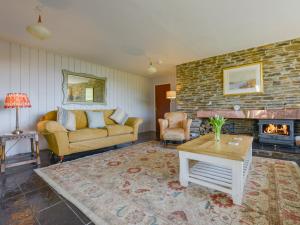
[35,141,300,225]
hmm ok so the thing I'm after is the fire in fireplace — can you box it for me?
[258,120,294,146]
[263,124,290,136]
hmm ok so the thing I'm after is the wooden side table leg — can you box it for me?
[30,138,34,157]
[35,139,41,165]
[1,143,6,173]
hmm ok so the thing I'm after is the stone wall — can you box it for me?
[176,38,300,136]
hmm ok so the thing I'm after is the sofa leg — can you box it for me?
[132,141,136,144]
[59,156,64,163]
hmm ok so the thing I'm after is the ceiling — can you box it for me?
[1,0,300,77]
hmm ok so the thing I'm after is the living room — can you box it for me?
[1,1,300,225]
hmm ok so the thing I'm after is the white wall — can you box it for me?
[0,39,153,156]
[150,74,176,131]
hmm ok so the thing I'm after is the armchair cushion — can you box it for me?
[163,128,185,141]
[165,112,187,128]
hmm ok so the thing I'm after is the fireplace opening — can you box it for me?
[263,124,290,136]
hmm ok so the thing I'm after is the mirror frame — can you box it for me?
[62,69,107,105]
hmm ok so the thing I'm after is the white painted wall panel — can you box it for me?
[0,39,153,156]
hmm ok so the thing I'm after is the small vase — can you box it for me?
[214,128,221,142]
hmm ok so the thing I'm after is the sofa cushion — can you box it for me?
[86,111,105,128]
[106,125,133,136]
[72,110,89,129]
[68,128,108,143]
[163,128,185,141]
[57,107,76,131]
[110,108,128,125]
[40,109,117,127]
[102,109,116,125]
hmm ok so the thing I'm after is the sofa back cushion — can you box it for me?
[95,109,116,125]
[73,110,88,129]
[40,109,117,129]
[86,111,105,128]
[57,107,76,131]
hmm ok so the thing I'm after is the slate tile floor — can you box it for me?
[1,131,300,225]
[0,131,157,225]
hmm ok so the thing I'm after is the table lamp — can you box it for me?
[166,91,176,100]
[4,93,31,134]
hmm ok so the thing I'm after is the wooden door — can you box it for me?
[155,84,171,138]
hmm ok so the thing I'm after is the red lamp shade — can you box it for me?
[4,93,31,108]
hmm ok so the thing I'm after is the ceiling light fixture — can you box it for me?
[26,6,51,40]
[147,61,157,74]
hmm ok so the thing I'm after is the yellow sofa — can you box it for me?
[37,109,143,160]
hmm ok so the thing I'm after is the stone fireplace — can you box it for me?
[258,120,294,146]
[194,109,300,148]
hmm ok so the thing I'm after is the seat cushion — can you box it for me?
[163,128,185,141]
[106,125,133,136]
[68,128,108,143]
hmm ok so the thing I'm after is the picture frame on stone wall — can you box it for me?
[223,62,263,96]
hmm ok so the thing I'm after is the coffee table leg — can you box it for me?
[232,161,244,205]
[179,152,189,187]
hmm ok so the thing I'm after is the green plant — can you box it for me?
[208,115,226,142]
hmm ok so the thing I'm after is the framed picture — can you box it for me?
[223,62,263,95]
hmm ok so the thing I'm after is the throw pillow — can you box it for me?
[110,107,128,125]
[86,111,105,128]
[57,107,76,131]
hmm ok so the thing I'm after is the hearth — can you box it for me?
[258,119,294,146]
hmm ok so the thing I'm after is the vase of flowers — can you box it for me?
[208,115,226,142]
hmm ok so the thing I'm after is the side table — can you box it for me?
[0,131,41,173]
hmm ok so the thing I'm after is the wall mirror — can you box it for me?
[62,70,107,104]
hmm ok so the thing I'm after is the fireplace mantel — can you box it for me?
[197,109,300,120]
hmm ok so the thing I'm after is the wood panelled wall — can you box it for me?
[0,39,153,156]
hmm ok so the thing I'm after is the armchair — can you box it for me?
[158,112,192,145]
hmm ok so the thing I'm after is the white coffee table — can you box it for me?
[177,134,253,205]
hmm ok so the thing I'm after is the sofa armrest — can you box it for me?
[37,120,70,156]
[158,119,168,140]
[125,117,143,140]
[182,118,192,140]
[37,120,67,133]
